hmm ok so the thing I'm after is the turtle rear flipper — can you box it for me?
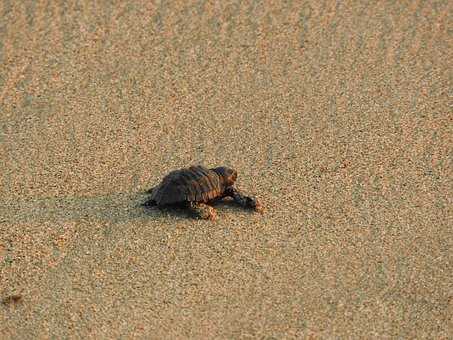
[145,186,155,194]
[142,198,157,207]
[142,186,157,207]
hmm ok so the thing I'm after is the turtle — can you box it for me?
[143,165,263,220]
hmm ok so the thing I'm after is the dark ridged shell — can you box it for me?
[151,165,222,205]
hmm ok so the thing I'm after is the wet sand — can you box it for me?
[1,1,451,338]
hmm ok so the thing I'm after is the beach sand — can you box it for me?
[1,1,451,338]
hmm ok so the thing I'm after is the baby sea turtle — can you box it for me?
[143,165,263,220]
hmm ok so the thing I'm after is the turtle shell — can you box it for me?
[151,165,223,206]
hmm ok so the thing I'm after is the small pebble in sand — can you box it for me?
[1,294,23,306]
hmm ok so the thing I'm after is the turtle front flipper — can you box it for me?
[187,202,217,221]
[224,187,264,214]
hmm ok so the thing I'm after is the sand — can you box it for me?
[1,1,451,338]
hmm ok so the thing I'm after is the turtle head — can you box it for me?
[212,166,237,187]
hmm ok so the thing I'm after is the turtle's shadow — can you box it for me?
[0,193,251,225]
[0,192,161,225]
